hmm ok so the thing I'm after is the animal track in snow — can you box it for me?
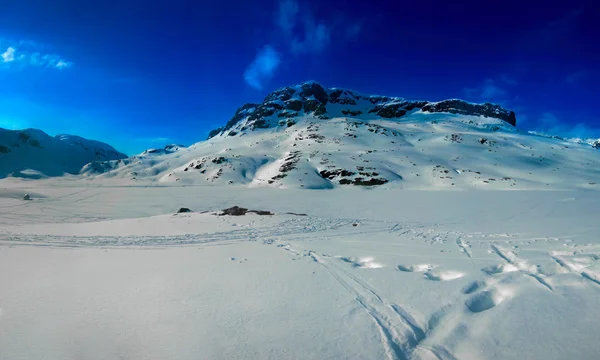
[397,264,434,272]
[340,256,384,269]
[481,263,519,275]
[423,270,465,281]
[462,280,486,294]
[491,245,554,291]
[465,288,513,313]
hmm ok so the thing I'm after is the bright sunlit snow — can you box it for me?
[1,83,599,360]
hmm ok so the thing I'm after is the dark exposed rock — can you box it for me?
[479,138,488,144]
[219,206,273,216]
[368,95,391,104]
[207,127,223,139]
[404,101,428,111]
[369,103,408,118]
[422,100,516,126]
[220,206,248,216]
[330,89,357,105]
[329,89,343,102]
[212,157,226,164]
[341,109,362,116]
[18,132,31,142]
[307,134,325,142]
[248,107,276,122]
[448,134,463,143]
[319,169,356,179]
[177,208,192,213]
[251,119,269,129]
[303,99,320,112]
[285,99,303,111]
[314,104,327,116]
[264,87,296,102]
[299,82,328,104]
[29,139,42,148]
[278,110,298,118]
[271,173,288,181]
[592,140,600,149]
[352,178,388,186]
[280,151,301,173]
[205,81,517,138]
[248,210,274,216]
[285,212,308,216]
[222,103,258,132]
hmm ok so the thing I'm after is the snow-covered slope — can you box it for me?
[0,128,126,179]
[2,183,600,360]
[82,81,600,190]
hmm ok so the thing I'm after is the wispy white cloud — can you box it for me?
[279,0,332,55]
[2,47,16,62]
[480,79,507,100]
[0,40,73,70]
[276,0,299,36]
[243,46,281,90]
[290,18,331,55]
[533,112,600,140]
[243,0,360,89]
[465,79,509,102]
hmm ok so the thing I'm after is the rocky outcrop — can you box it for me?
[141,144,186,156]
[207,81,518,139]
[218,206,274,216]
[422,100,517,126]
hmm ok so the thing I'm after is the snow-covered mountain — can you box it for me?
[0,128,127,179]
[82,81,600,190]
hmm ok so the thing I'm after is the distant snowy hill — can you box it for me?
[139,144,186,156]
[0,128,127,179]
[82,81,600,190]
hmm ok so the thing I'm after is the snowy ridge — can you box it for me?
[140,144,186,156]
[82,82,600,190]
[0,128,126,179]
[208,81,516,139]
[528,131,600,149]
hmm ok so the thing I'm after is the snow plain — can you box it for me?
[1,179,600,360]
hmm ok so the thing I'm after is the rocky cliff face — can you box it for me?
[208,81,517,139]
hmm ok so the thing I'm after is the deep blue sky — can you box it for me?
[0,0,598,154]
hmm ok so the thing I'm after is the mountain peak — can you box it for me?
[208,82,516,139]
[0,127,127,179]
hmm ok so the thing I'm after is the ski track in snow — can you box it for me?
[307,250,439,360]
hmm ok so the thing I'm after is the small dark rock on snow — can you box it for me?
[177,208,192,213]
[219,206,274,216]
